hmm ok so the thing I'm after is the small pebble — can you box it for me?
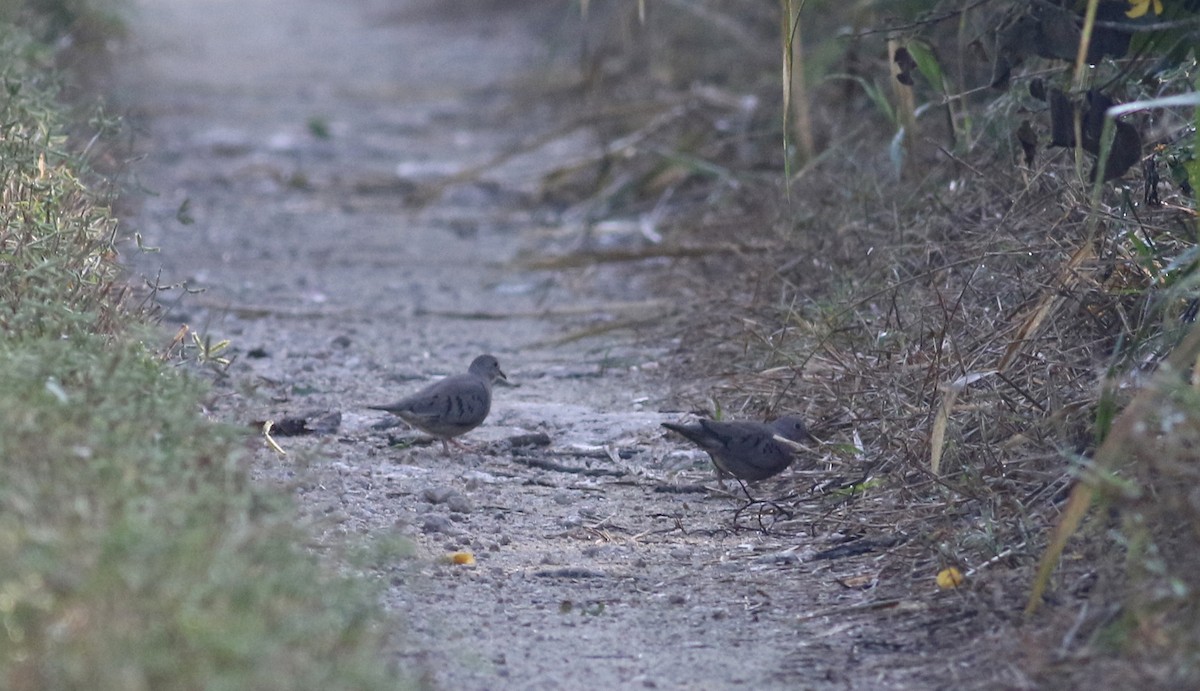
[446,493,474,514]
[421,514,453,534]
[421,486,456,504]
[754,551,800,565]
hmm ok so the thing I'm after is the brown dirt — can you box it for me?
[110,0,1045,688]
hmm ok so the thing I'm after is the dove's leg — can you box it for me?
[442,437,474,454]
[734,478,756,503]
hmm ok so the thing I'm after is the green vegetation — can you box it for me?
[0,13,402,691]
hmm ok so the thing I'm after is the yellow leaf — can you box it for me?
[447,552,475,566]
[1125,0,1163,18]
[936,567,964,589]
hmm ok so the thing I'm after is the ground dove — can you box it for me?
[369,354,506,454]
[661,415,811,482]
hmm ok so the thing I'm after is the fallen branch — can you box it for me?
[414,299,672,320]
[519,243,766,270]
[509,454,628,477]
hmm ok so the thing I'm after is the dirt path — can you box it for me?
[111,1,1015,689]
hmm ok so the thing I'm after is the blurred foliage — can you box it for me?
[0,0,125,46]
[0,8,408,691]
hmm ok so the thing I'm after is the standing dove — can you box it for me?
[661,415,811,482]
[369,354,506,454]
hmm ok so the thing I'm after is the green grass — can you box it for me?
[0,17,406,691]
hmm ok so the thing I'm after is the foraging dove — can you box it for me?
[369,354,506,454]
[661,415,811,482]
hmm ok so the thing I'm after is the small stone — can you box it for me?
[308,410,341,435]
[421,514,453,534]
[446,493,474,514]
[506,431,552,448]
[754,551,800,565]
[421,486,456,504]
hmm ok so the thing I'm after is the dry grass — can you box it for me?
[507,1,1200,685]
[658,109,1199,687]
[679,123,1190,602]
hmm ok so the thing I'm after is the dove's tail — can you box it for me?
[661,421,705,444]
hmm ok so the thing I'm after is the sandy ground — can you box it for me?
[111,0,1027,688]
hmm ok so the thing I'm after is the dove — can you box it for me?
[369,354,506,454]
[661,415,811,482]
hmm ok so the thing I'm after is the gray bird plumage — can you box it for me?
[661,415,811,482]
[369,354,506,453]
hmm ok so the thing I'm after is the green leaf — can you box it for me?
[825,74,894,125]
[905,40,946,95]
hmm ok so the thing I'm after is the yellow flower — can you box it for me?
[1126,0,1164,18]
